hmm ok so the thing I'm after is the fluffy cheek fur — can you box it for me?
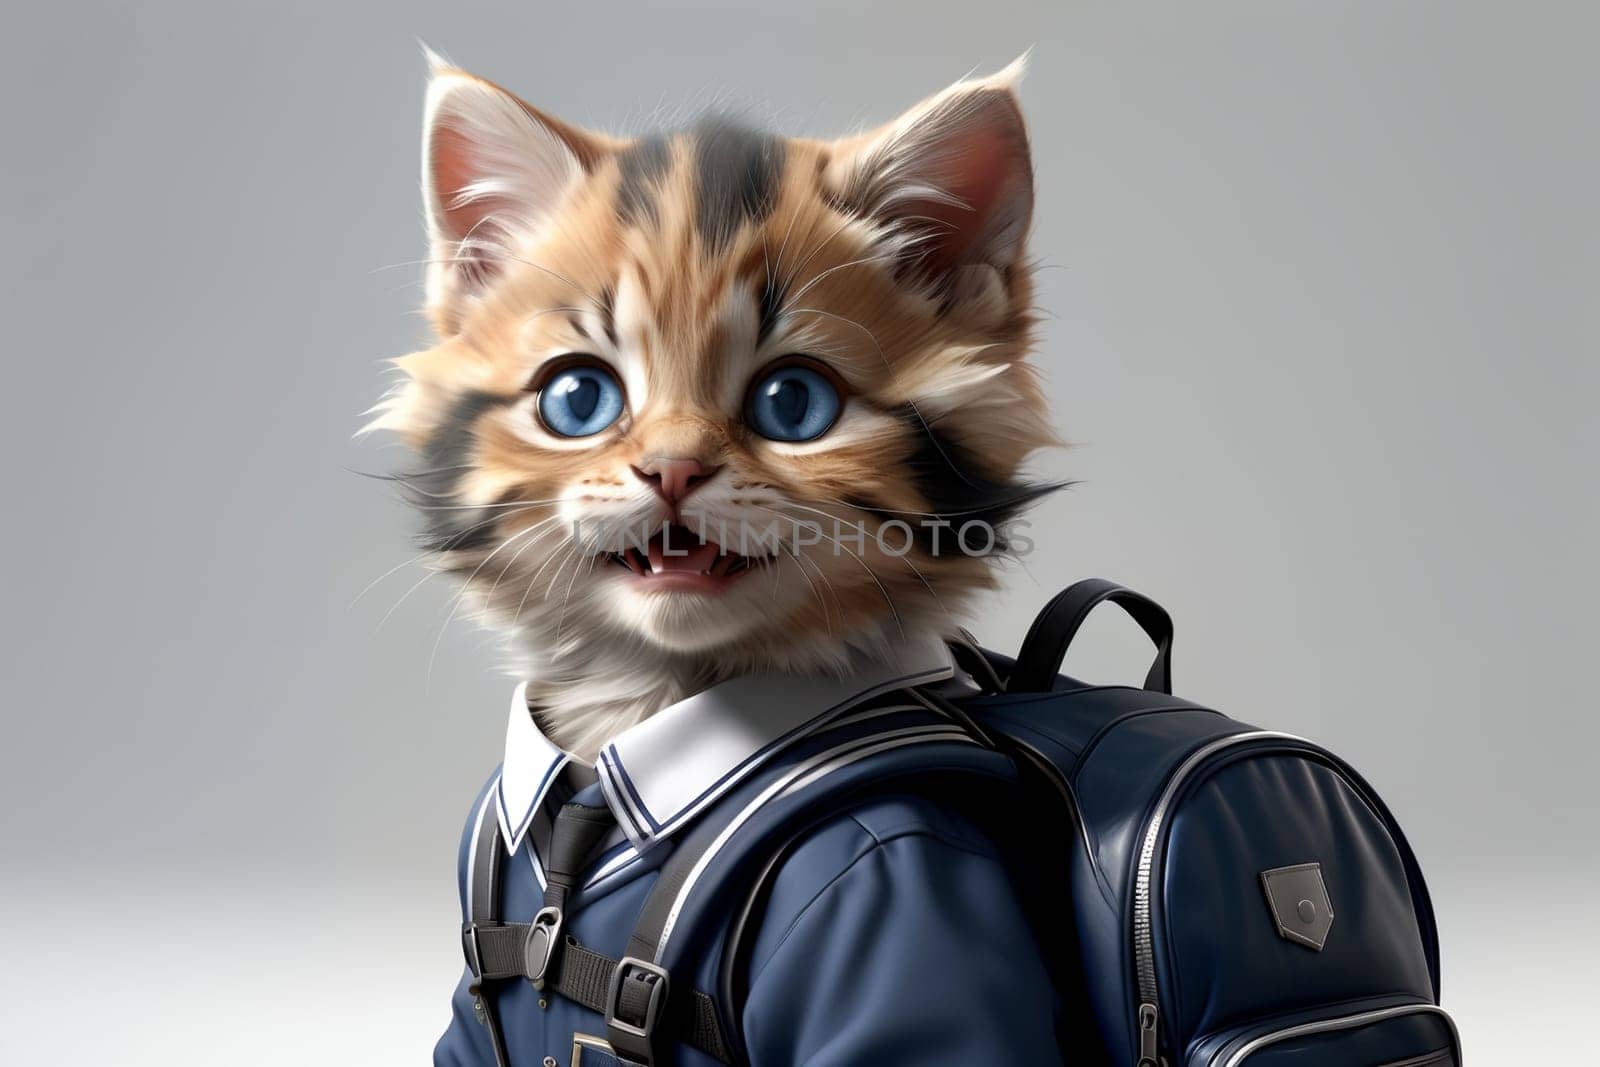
[400,392,1007,672]
[381,244,1042,677]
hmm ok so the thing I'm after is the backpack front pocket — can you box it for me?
[1133,739,1440,1064]
[1379,1049,1455,1067]
[1190,1001,1460,1067]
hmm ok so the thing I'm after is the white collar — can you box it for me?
[496,632,954,853]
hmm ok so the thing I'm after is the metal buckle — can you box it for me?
[523,906,564,989]
[571,1033,615,1066]
[605,956,671,1066]
[461,921,486,978]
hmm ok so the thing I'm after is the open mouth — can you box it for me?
[603,524,769,594]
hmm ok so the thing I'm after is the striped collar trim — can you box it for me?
[495,683,572,853]
[596,632,953,847]
[496,632,953,853]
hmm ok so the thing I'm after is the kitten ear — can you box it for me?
[420,54,605,327]
[827,56,1034,293]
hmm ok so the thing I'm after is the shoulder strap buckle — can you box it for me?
[461,920,486,978]
[523,906,564,989]
[605,956,671,1065]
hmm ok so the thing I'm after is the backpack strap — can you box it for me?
[1010,578,1175,694]
[462,791,513,1067]
[461,795,735,1066]
[947,628,1007,694]
[623,704,1011,1065]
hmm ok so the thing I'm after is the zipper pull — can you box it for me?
[1137,1002,1161,1067]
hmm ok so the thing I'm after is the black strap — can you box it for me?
[543,801,616,912]
[716,827,811,1066]
[906,686,997,748]
[1010,578,1174,694]
[465,798,512,1067]
[461,923,731,1060]
[462,801,734,1065]
[619,688,954,968]
[619,693,982,1065]
[948,630,1006,694]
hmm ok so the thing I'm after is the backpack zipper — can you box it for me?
[1214,1003,1459,1067]
[1129,730,1302,1066]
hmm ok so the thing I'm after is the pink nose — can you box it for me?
[631,458,720,504]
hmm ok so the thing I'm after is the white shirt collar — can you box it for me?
[496,632,954,853]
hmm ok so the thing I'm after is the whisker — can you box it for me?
[760,226,774,294]
[514,540,572,624]
[541,213,617,319]
[527,524,581,590]
[404,497,567,513]
[821,490,1075,520]
[348,464,475,481]
[378,566,442,631]
[779,547,836,635]
[426,516,561,682]
[778,214,858,297]
[372,506,559,629]
[554,526,605,645]
[349,466,483,501]
[350,547,439,609]
[753,504,903,637]
[782,249,898,308]
[769,192,809,292]
[483,517,569,603]
[769,499,953,621]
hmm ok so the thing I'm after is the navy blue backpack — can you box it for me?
[953,579,1457,1065]
[465,580,1457,1066]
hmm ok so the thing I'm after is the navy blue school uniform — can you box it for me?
[434,635,1062,1067]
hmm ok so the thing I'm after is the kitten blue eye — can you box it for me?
[746,364,842,443]
[537,363,625,438]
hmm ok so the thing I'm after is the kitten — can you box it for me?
[369,55,1058,760]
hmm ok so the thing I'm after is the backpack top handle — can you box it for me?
[1010,578,1174,694]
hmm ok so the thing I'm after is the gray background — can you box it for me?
[2,2,1593,1061]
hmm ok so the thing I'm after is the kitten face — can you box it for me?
[372,57,1057,677]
